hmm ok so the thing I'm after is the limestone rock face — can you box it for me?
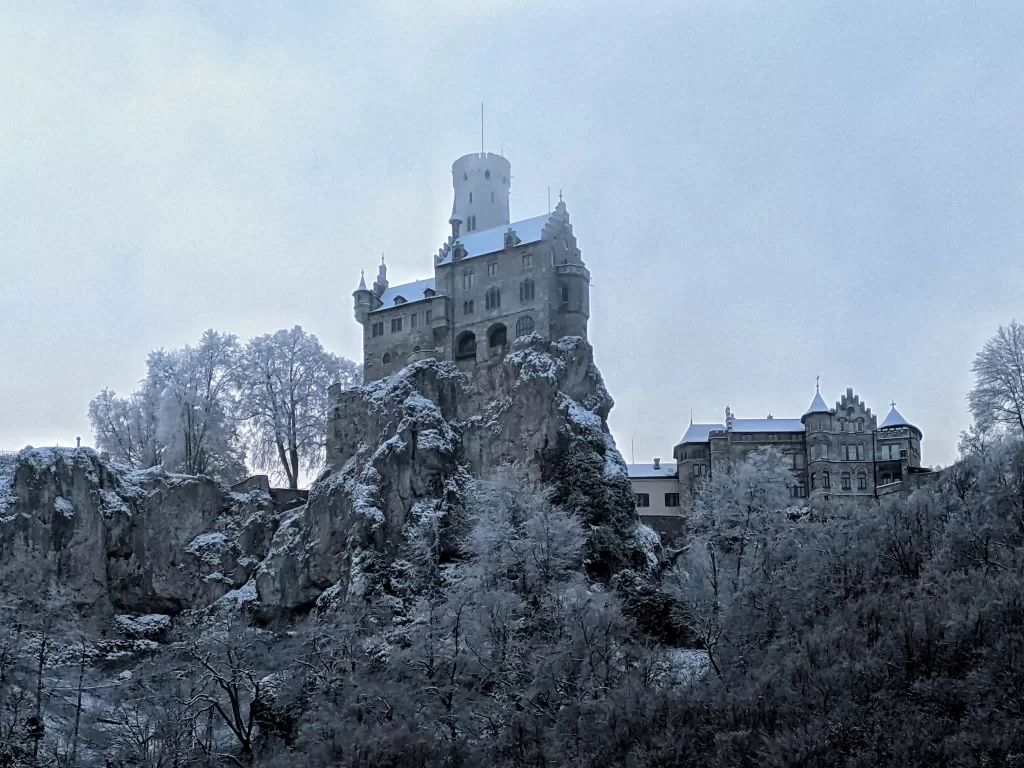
[256,335,655,612]
[0,449,277,614]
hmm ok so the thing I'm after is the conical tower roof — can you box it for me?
[880,403,913,430]
[803,380,831,419]
[355,270,368,292]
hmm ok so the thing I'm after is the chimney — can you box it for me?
[653,458,661,470]
[75,436,81,448]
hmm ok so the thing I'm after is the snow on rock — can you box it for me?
[255,334,643,614]
[632,523,663,573]
[53,496,76,519]
[0,448,279,616]
[113,613,172,640]
[217,580,258,608]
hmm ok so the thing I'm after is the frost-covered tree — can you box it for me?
[669,447,798,674]
[237,326,360,489]
[969,319,1024,436]
[147,330,246,481]
[87,386,163,468]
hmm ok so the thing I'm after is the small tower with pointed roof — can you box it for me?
[353,270,374,326]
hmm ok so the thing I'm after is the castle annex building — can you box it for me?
[354,152,590,381]
[629,385,928,521]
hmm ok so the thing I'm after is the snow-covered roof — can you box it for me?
[731,418,805,433]
[438,212,555,265]
[880,405,915,430]
[374,277,435,312]
[804,390,830,416]
[678,423,724,444]
[627,462,678,479]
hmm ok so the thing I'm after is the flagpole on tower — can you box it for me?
[481,103,484,154]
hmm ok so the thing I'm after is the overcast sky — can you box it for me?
[2,1,1021,467]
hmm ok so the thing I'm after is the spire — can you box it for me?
[357,270,367,291]
[803,377,831,418]
[371,255,388,298]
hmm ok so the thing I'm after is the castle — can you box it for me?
[353,152,590,381]
[628,384,928,524]
[351,152,928,522]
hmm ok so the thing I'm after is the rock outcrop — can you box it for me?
[255,335,656,612]
[1,337,655,620]
[0,449,278,615]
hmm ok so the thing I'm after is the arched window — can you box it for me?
[455,332,476,360]
[485,287,501,310]
[469,192,473,204]
[484,169,491,179]
[857,469,868,490]
[841,472,851,490]
[810,473,816,489]
[520,279,535,302]
[382,353,391,365]
[515,316,535,338]
[823,469,831,489]
[463,172,468,181]
[462,270,474,290]
[488,324,507,347]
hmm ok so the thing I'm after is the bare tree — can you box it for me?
[237,326,360,489]
[87,387,163,468]
[970,319,1024,436]
[150,329,245,481]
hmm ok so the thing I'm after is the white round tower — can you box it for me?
[450,152,511,236]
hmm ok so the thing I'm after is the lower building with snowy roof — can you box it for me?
[629,385,929,523]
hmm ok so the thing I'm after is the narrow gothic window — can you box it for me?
[823,470,831,489]
[487,262,497,277]
[462,270,474,290]
[463,300,474,315]
[520,279,535,302]
[410,313,417,328]
[485,170,490,179]
[857,471,868,490]
[469,192,473,204]
[522,253,532,268]
[841,472,852,490]
[811,473,816,489]
[491,192,495,202]
[485,287,501,310]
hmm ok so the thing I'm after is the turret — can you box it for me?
[801,379,831,431]
[451,152,511,235]
[353,270,373,326]
[371,256,388,298]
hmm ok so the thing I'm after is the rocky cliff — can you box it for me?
[0,336,654,619]
[255,334,657,612]
[0,449,277,616]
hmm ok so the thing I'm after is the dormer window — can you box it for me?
[393,296,407,305]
